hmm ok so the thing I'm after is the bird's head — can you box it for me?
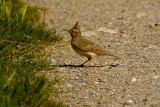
[63,21,81,38]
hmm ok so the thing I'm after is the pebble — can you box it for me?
[136,12,146,18]
[97,27,117,34]
[66,83,73,88]
[110,63,119,67]
[50,58,57,65]
[150,21,160,31]
[155,21,160,26]
[82,31,96,37]
[131,77,137,82]
[152,75,160,79]
[94,81,99,84]
[125,100,134,105]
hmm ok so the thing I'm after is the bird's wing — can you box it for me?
[75,37,109,55]
[74,37,120,59]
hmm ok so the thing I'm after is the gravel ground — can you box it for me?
[27,0,160,107]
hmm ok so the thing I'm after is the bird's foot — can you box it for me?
[80,62,93,67]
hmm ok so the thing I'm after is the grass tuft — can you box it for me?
[0,0,64,106]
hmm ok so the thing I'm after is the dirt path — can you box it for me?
[28,0,160,106]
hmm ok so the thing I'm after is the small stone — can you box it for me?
[97,27,107,32]
[50,59,57,65]
[147,45,157,49]
[152,75,160,79]
[105,29,117,34]
[136,12,146,18]
[105,62,109,65]
[150,21,160,31]
[125,100,134,105]
[94,81,99,84]
[97,27,117,34]
[58,67,65,72]
[110,63,119,67]
[131,77,137,82]
[155,21,160,26]
[66,83,73,87]
[82,31,97,37]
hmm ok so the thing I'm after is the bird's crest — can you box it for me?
[72,21,80,30]
[63,21,81,38]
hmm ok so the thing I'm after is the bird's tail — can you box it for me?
[102,51,120,59]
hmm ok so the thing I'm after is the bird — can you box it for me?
[64,21,119,67]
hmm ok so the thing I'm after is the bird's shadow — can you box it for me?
[52,64,106,68]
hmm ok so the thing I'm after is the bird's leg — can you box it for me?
[81,57,93,67]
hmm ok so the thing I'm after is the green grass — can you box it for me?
[0,0,63,106]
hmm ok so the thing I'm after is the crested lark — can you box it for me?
[64,21,119,67]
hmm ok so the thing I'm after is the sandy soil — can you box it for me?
[27,0,160,107]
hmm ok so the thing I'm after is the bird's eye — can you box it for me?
[70,30,76,33]
[72,30,75,32]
